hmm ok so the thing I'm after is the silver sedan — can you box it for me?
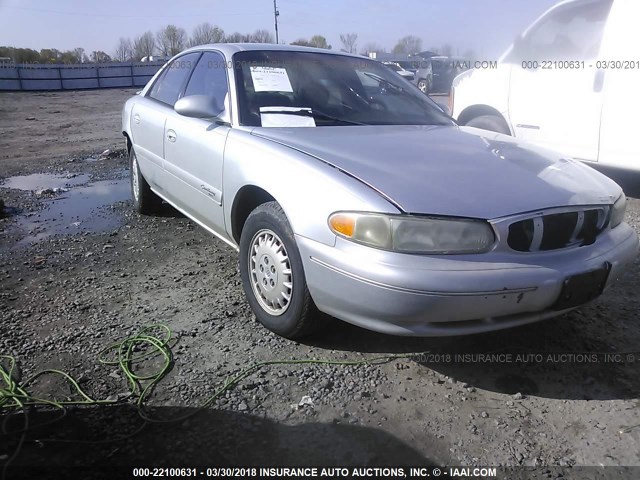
[122,44,638,338]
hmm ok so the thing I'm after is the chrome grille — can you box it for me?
[507,208,608,252]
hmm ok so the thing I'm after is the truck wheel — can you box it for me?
[239,201,320,339]
[418,79,429,94]
[466,115,511,135]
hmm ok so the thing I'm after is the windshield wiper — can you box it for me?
[362,72,405,93]
[261,108,367,126]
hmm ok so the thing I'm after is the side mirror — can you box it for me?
[174,95,223,119]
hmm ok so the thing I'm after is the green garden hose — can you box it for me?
[0,323,417,474]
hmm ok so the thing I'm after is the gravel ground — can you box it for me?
[1,89,639,479]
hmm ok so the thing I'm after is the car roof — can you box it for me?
[181,43,365,60]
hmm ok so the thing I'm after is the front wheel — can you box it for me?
[239,201,319,339]
[465,115,511,135]
[417,78,430,94]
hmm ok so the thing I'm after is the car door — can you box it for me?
[597,0,640,170]
[163,50,230,237]
[507,0,613,163]
[431,58,445,92]
[132,52,201,191]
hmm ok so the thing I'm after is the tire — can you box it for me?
[129,147,163,215]
[239,201,320,339]
[465,115,511,135]
[417,79,429,95]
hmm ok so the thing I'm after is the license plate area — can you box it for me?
[552,263,611,311]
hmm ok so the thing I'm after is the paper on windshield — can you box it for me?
[250,66,294,92]
[259,107,316,128]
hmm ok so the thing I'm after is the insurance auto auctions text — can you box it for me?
[258,467,497,478]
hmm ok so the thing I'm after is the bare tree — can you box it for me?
[360,42,385,56]
[250,29,275,43]
[290,39,311,47]
[59,51,77,64]
[292,35,331,49]
[225,32,251,43]
[392,35,422,55]
[73,47,87,63]
[133,32,156,60]
[156,25,187,56]
[440,43,453,56]
[310,35,331,49]
[114,38,134,62]
[39,48,61,63]
[339,33,358,54]
[189,23,225,47]
[90,51,111,63]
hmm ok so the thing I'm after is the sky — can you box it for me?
[0,0,559,60]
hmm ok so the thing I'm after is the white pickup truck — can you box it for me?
[451,0,640,171]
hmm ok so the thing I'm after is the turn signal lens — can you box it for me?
[329,213,356,237]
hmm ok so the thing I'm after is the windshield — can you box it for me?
[233,50,453,127]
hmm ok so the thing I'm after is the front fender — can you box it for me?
[121,97,135,143]
[222,129,400,246]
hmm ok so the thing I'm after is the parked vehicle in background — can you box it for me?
[451,0,640,172]
[395,60,421,74]
[412,58,433,94]
[383,61,415,81]
[430,56,469,93]
[123,44,637,339]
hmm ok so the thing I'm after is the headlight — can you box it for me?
[610,195,627,228]
[328,212,495,254]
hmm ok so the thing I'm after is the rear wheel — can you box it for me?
[239,201,320,339]
[465,115,511,135]
[130,147,163,215]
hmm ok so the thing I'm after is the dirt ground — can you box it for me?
[1,89,640,480]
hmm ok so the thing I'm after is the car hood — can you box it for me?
[251,125,622,219]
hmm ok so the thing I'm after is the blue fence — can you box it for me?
[0,61,165,91]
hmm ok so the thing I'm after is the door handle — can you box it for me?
[133,113,141,124]
[594,69,605,93]
[166,130,177,143]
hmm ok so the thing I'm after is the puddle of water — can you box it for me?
[15,178,130,245]
[1,173,91,191]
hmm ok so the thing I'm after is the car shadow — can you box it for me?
[155,201,185,218]
[305,300,640,401]
[2,404,435,478]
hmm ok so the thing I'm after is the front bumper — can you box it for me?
[297,223,639,336]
